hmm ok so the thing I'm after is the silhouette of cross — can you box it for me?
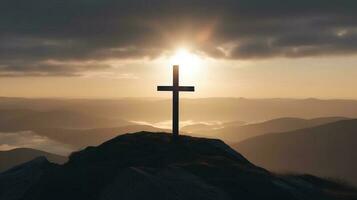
[157,65,195,139]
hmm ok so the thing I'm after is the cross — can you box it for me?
[157,65,195,139]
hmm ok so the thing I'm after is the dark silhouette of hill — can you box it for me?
[0,132,355,200]
[0,148,66,172]
[234,119,357,186]
[202,117,348,143]
[0,109,133,131]
[34,125,169,148]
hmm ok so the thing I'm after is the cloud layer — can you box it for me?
[1,0,357,76]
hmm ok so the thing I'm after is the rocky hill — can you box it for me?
[0,132,355,200]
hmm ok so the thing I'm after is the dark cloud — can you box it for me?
[0,60,112,76]
[0,0,357,76]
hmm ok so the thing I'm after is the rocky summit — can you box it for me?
[0,132,356,200]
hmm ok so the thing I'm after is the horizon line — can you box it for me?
[1,96,357,101]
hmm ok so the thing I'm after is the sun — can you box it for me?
[169,48,202,77]
[170,48,200,68]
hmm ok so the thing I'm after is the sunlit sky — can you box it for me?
[1,1,357,99]
[2,52,357,99]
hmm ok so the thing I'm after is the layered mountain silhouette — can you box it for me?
[193,117,348,143]
[0,132,355,200]
[181,120,246,134]
[3,97,357,123]
[0,109,133,131]
[0,148,66,172]
[234,119,357,186]
[181,123,219,133]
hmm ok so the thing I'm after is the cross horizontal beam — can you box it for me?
[157,86,195,92]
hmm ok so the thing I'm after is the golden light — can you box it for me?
[169,48,202,79]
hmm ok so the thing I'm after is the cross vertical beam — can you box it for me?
[157,65,195,139]
[172,65,179,139]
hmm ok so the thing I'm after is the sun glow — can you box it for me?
[169,48,202,78]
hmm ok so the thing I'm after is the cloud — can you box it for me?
[0,131,75,155]
[1,0,357,76]
[0,60,112,77]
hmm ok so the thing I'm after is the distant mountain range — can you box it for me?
[234,119,357,186]
[2,97,357,123]
[181,120,246,134]
[0,132,355,200]
[193,117,348,143]
[31,116,347,149]
[0,109,133,131]
[0,148,66,172]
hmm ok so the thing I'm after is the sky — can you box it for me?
[0,0,357,99]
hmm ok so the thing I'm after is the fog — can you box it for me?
[0,131,75,156]
[130,120,223,129]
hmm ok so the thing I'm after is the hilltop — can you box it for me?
[0,132,356,200]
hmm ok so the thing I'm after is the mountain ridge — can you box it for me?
[234,119,357,186]
[192,116,349,143]
[0,148,66,172]
[2,98,357,123]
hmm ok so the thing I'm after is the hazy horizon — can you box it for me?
[4,96,357,101]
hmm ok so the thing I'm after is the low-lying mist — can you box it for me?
[0,131,75,156]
